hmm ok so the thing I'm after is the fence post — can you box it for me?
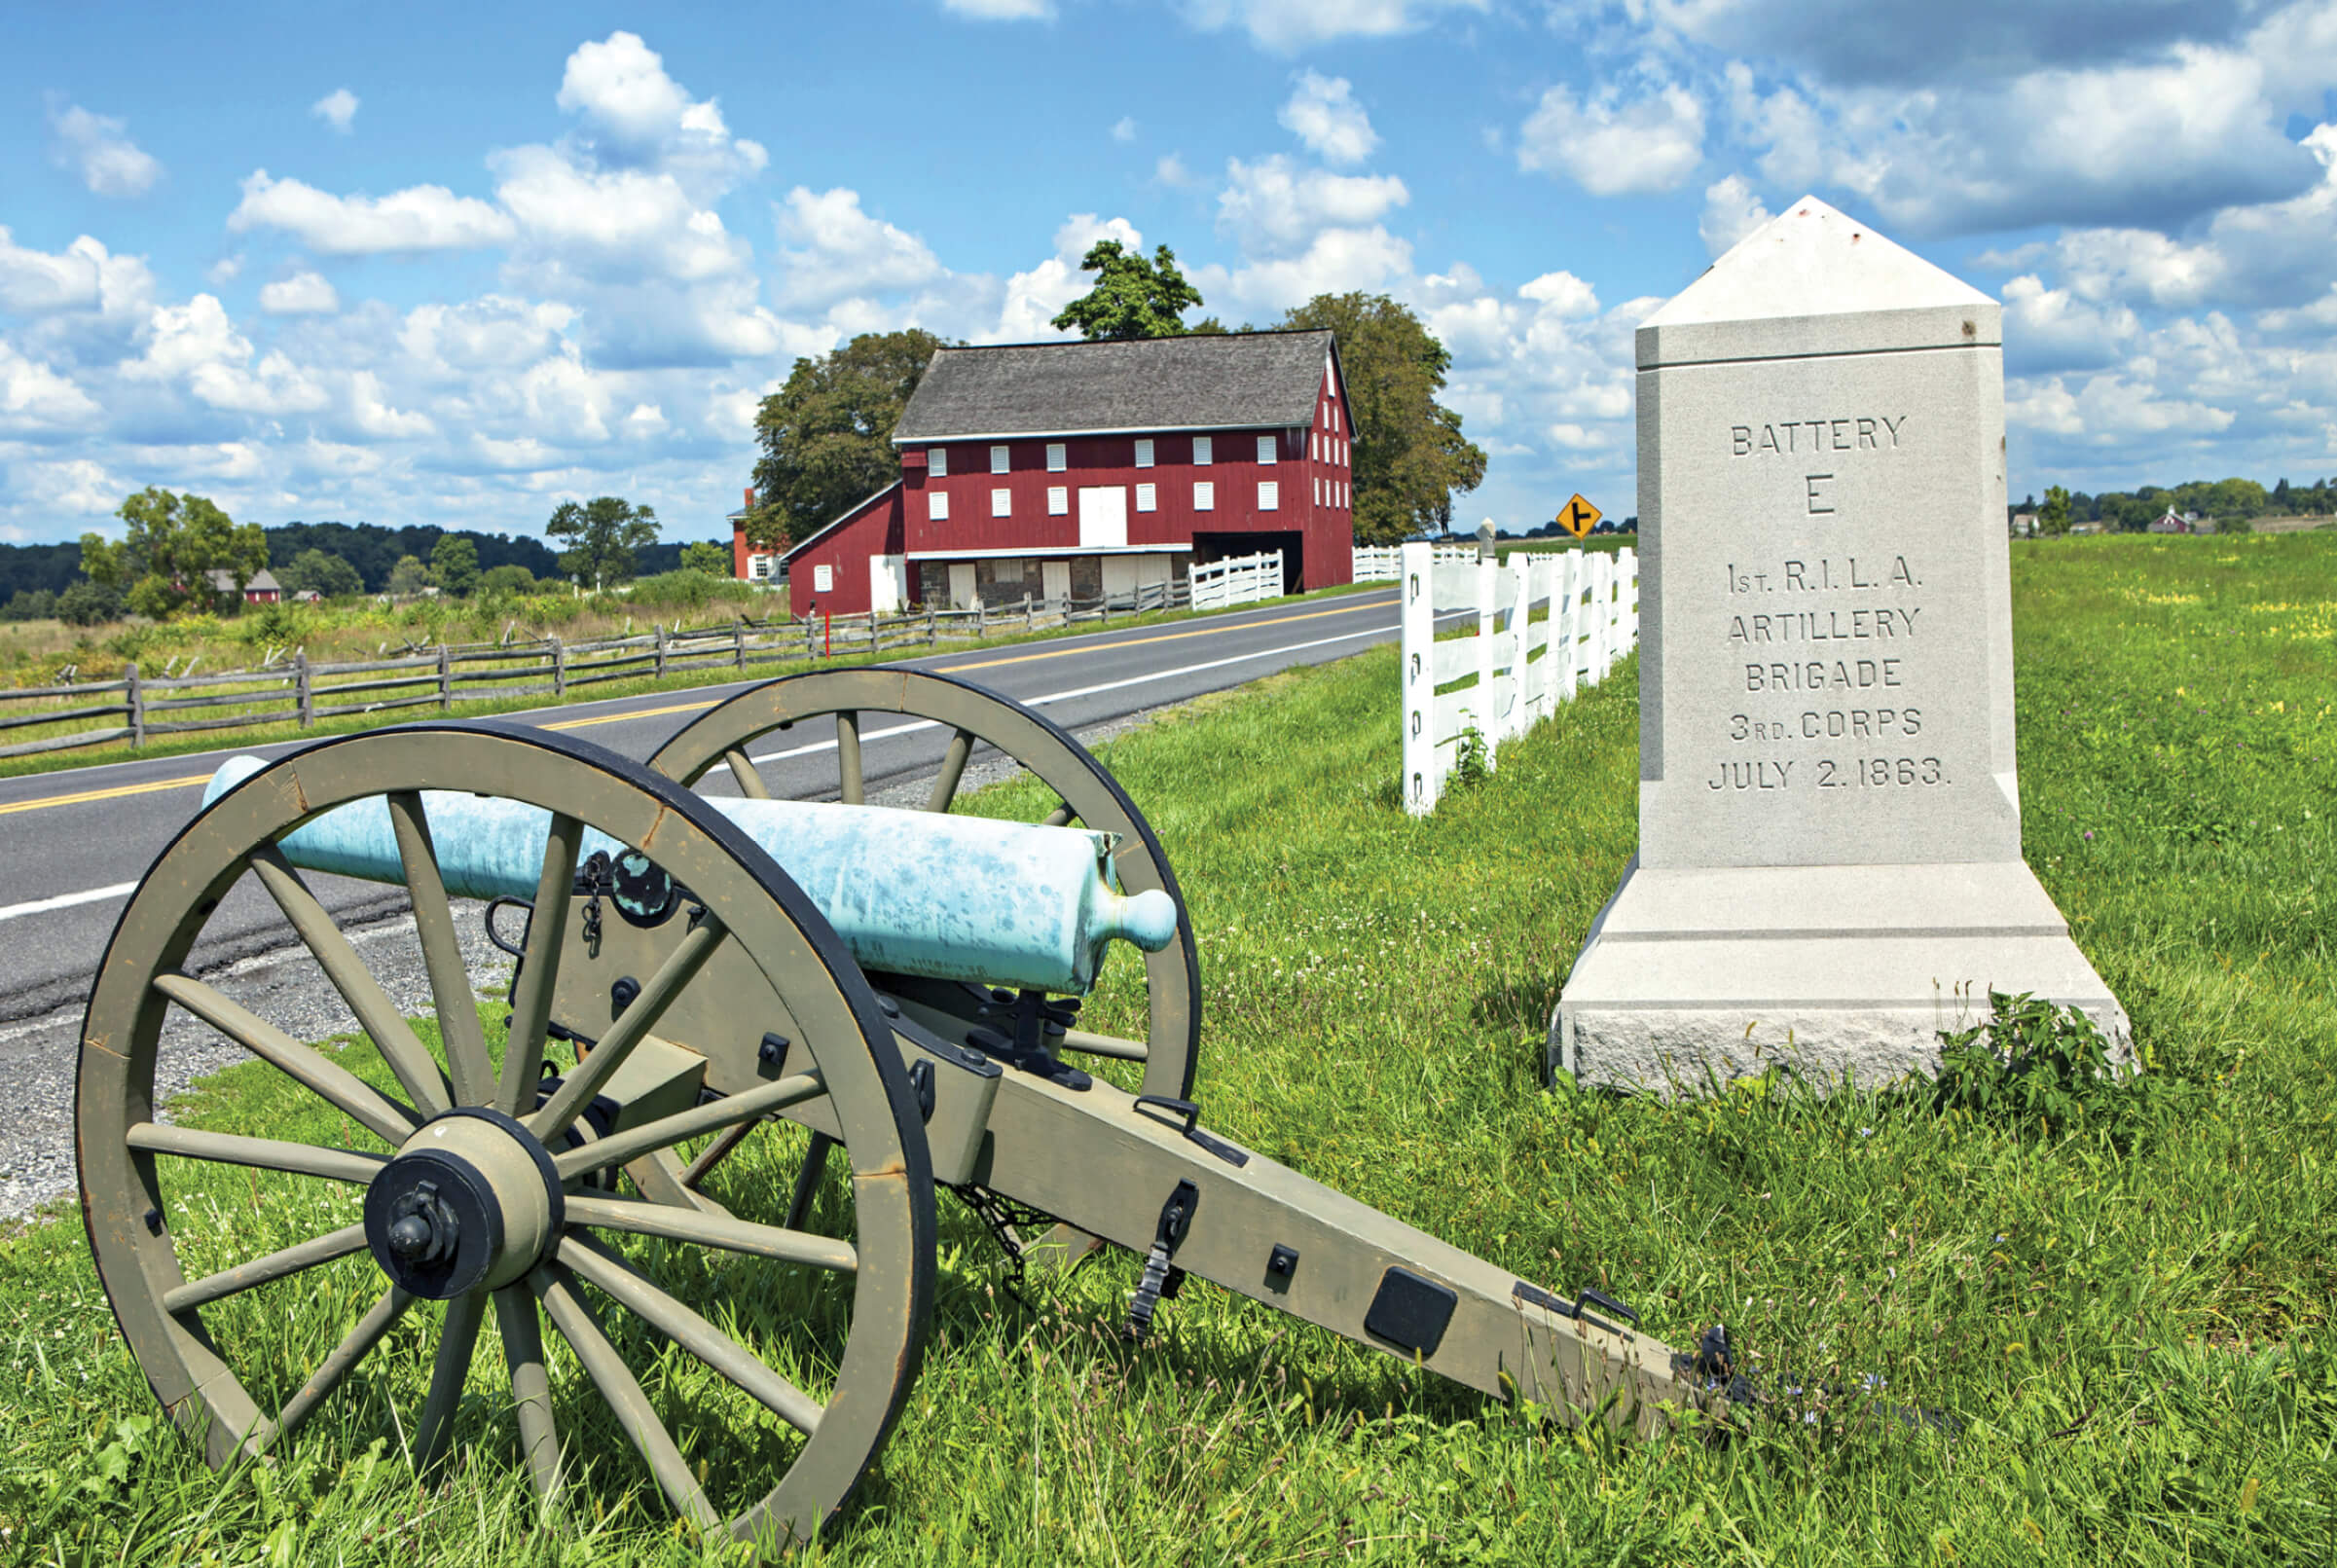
[1473,549,1497,773]
[126,663,144,748]
[1024,595,1034,633]
[1400,542,1435,816]
[437,644,453,710]
[976,599,987,638]
[734,621,748,673]
[295,651,314,727]
[655,626,669,680]
[551,636,566,695]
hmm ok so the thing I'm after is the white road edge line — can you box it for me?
[0,881,139,924]
[5,604,1438,923]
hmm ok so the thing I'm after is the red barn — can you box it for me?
[762,330,1356,620]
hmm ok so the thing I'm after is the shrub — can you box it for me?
[1928,991,2189,1147]
[56,579,126,626]
[630,568,754,613]
[2,589,57,621]
[477,564,537,597]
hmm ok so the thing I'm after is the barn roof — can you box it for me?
[893,330,1336,443]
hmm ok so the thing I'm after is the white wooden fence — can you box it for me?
[1188,549,1284,611]
[1353,543,1472,582]
[1399,543,1638,815]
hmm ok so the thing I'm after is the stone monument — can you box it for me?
[1552,196,2127,1091]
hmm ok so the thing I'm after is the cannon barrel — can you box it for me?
[202,752,1178,993]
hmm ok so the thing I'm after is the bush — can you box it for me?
[237,602,305,649]
[1928,991,2189,1147]
[278,547,364,599]
[477,565,537,597]
[56,580,126,626]
[629,569,754,613]
[679,540,734,577]
[2,588,57,621]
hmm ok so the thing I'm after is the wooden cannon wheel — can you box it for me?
[77,722,934,1552]
[648,667,1202,1102]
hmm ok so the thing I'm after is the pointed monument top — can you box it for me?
[1637,197,1997,367]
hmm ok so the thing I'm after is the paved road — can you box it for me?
[0,587,1408,1022]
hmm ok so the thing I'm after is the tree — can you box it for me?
[55,580,123,626]
[680,540,734,577]
[385,555,433,597]
[2038,486,2072,537]
[547,496,660,589]
[80,488,268,617]
[430,534,480,597]
[1276,293,1486,545]
[478,564,538,596]
[1051,241,1205,341]
[277,548,364,599]
[749,329,948,550]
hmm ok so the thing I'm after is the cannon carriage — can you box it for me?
[78,671,1721,1555]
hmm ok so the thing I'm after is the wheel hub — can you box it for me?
[363,1108,566,1298]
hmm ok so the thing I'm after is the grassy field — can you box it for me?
[2,533,2332,1563]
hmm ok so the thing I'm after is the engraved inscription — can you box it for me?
[1730,416,1907,456]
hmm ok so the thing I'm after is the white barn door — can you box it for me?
[1078,486,1127,547]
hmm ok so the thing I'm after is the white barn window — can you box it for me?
[1046,442,1067,472]
[929,447,948,477]
[991,445,1009,473]
[1192,434,1213,466]
[1259,480,1279,511]
[1193,480,1215,511]
[1135,482,1156,512]
[1257,434,1277,465]
[929,491,949,521]
[1134,438,1154,468]
[991,488,1011,518]
[1314,478,1322,506]
[1047,486,1069,515]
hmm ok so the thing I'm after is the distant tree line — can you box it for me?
[2014,476,2332,533]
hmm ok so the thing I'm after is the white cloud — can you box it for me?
[230,170,516,253]
[493,146,746,282]
[554,31,766,201]
[0,343,102,429]
[311,89,359,133]
[1279,71,1379,166]
[1217,156,1409,255]
[18,457,130,516]
[1211,225,1415,313]
[944,0,1055,16]
[400,296,576,373]
[775,186,945,308]
[2007,371,2237,443]
[1113,116,1137,142]
[0,228,154,317]
[1698,175,1772,257]
[2000,273,2139,373]
[350,371,434,438]
[994,214,1145,341]
[259,271,341,315]
[1518,80,1705,197]
[1180,0,1488,52]
[46,103,163,198]
[1155,154,1201,189]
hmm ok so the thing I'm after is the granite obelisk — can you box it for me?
[1552,197,2126,1091]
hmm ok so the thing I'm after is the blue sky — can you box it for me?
[5,0,2336,549]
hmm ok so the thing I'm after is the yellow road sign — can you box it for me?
[1557,493,1602,538]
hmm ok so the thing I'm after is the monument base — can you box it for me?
[1552,859,2127,1094]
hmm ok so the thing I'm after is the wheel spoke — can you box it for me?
[128,1122,387,1185]
[536,1267,720,1531]
[388,792,493,1107]
[497,813,585,1115]
[415,1291,486,1475]
[678,1118,759,1190]
[925,728,975,814]
[835,711,862,805]
[560,1236,822,1436]
[162,1222,370,1314]
[566,1191,858,1274]
[625,1149,730,1215]
[275,1285,414,1444]
[553,1072,824,1182]
[1056,1027,1150,1063]
[723,748,771,800]
[529,913,727,1141]
[783,1131,834,1232]
[152,973,420,1146]
[494,1285,562,1506]
[250,849,452,1117]
[1042,801,1076,828]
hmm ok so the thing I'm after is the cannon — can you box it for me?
[78,670,1725,1555]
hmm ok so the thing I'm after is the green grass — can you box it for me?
[4,533,2333,1563]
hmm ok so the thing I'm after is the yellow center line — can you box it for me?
[0,773,213,816]
[935,594,1393,675]
[543,697,720,731]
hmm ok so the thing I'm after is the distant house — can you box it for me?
[2009,511,2038,537]
[728,490,783,586]
[204,568,282,604]
[2147,508,2204,534]
[751,330,1357,618]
